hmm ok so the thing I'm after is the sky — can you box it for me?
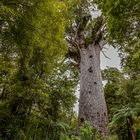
[100,45,121,69]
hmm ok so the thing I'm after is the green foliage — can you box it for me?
[60,121,100,140]
[79,122,100,140]
[103,67,124,121]
[1,0,140,139]
[0,0,79,140]
[104,67,140,139]
[0,60,78,140]
[105,135,118,140]
[122,41,140,77]
[97,0,140,45]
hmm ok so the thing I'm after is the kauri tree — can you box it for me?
[66,0,109,137]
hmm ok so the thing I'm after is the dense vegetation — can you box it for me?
[0,0,140,140]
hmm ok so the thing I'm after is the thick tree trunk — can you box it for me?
[78,44,108,137]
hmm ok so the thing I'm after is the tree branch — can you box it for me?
[101,50,111,60]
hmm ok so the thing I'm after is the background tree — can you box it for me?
[96,0,140,78]
[103,68,140,140]
[0,0,79,139]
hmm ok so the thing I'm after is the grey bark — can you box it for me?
[78,43,108,137]
[66,14,108,137]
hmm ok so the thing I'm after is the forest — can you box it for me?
[0,0,140,140]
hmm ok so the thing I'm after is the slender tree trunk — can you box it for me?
[78,43,108,137]
[127,116,136,140]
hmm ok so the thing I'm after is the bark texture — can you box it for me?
[78,43,108,136]
[66,13,108,137]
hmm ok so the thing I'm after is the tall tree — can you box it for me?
[0,1,78,139]
[66,0,109,137]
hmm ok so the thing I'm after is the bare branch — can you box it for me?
[101,50,111,60]
[66,37,78,48]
